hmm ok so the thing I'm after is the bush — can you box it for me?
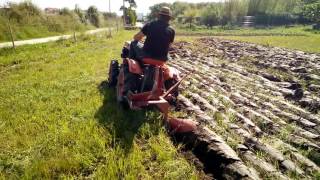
[6,2,42,23]
[201,6,222,28]
[75,5,87,24]
[303,2,320,29]
[46,15,71,32]
[0,16,8,41]
[314,24,320,30]
[0,2,118,42]
[87,6,100,27]
[149,1,319,28]
[59,8,73,16]
[255,13,299,26]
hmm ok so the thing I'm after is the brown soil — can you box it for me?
[168,38,320,179]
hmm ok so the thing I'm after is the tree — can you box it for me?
[172,2,189,17]
[147,3,171,21]
[6,2,41,23]
[87,6,100,27]
[74,4,86,24]
[103,12,117,19]
[223,0,247,25]
[126,8,137,25]
[147,0,305,27]
[126,0,137,8]
[59,8,72,16]
[201,5,222,28]
[303,2,320,29]
[184,8,198,29]
[120,0,137,25]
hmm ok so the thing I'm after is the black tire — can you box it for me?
[140,65,155,92]
[123,63,141,94]
[108,60,119,88]
[116,66,126,103]
[116,64,141,109]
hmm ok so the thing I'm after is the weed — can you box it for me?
[278,124,295,140]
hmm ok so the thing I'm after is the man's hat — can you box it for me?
[158,6,172,17]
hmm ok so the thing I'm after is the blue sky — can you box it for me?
[0,0,220,15]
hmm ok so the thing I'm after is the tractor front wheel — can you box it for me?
[116,66,126,104]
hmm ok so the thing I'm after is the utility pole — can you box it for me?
[8,19,15,50]
[123,0,126,26]
[2,4,15,50]
[108,0,112,37]
[73,4,77,43]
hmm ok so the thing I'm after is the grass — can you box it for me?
[0,31,199,179]
[221,35,320,53]
[176,25,320,53]
[0,15,85,43]
[0,23,98,43]
[0,25,64,42]
[177,25,316,36]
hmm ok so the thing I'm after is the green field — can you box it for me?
[0,24,89,43]
[220,35,320,53]
[177,26,320,53]
[0,15,88,43]
[0,31,199,179]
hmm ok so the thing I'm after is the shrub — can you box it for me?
[255,13,299,26]
[303,2,320,29]
[6,2,41,23]
[0,1,119,42]
[201,6,222,28]
[0,16,9,41]
[86,6,100,27]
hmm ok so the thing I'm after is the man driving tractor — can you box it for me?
[122,6,176,96]
[133,6,175,65]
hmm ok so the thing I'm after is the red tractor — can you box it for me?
[108,41,197,133]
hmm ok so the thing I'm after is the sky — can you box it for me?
[0,0,220,15]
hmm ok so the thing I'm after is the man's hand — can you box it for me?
[134,31,145,41]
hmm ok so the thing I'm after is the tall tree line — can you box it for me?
[148,0,320,28]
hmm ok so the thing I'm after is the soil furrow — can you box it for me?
[167,39,320,178]
[172,58,320,134]
[171,60,320,141]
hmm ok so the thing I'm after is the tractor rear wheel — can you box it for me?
[116,66,130,109]
[107,60,119,87]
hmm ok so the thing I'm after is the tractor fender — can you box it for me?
[126,58,143,75]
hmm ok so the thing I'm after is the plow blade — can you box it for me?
[167,117,198,133]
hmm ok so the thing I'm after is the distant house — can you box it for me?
[45,8,59,15]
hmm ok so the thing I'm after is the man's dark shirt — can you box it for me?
[141,19,175,61]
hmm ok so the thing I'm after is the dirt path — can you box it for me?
[0,28,112,49]
[169,38,320,179]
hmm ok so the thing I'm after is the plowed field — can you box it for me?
[168,38,320,179]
